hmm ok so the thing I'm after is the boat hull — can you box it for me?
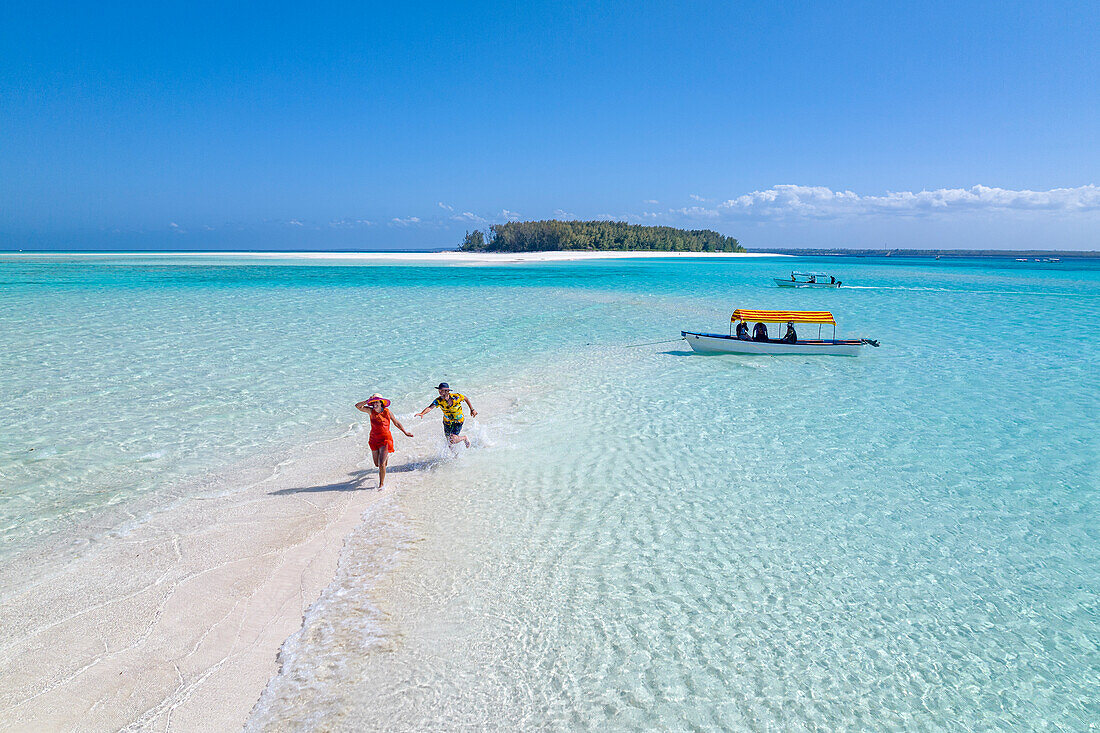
[774,279,840,288]
[681,331,864,356]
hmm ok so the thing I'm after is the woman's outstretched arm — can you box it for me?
[388,410,413,437]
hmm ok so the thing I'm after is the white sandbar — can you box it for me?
[0,430,398,732]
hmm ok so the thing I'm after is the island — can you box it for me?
[459,220,743,253]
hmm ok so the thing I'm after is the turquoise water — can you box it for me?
[2,255,1098,729]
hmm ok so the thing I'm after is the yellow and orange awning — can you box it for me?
[731,309,836,325]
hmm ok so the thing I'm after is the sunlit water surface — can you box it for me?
[2,255,1097,730]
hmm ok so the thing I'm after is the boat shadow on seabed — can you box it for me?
[659,348,772,369]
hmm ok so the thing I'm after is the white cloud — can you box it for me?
[389,216,422,227]
[438,202,454,212]
[689,194,707,202]
[449,209,522,226]
[168,222,185,233]
[552,209,576,219]
[644,199,660,205]
[328,218,373,228]
[287,219,304,227]
[672,184,1100,221]
[672,205,720,219]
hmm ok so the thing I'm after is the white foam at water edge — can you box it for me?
[244,492,415,730]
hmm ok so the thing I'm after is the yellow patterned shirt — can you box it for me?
[432,393,466,422]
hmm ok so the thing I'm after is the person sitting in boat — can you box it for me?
[781,322,798,343]
[752,322,769,342]
[735,321,750,340]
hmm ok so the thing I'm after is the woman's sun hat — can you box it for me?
[365,393,391,407]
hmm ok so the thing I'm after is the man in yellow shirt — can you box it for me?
[415,382,477,447]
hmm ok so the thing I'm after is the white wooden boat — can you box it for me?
[774,271,842,288]
[682,309,879,356]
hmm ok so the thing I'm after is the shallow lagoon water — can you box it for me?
[2,255,1098,729]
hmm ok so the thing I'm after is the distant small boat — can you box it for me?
[682,309,879,356]
[1016,258,1028,262]
[774,272,842,288]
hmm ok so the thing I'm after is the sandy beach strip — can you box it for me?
[0,427,403,732]
[1,250,787,262]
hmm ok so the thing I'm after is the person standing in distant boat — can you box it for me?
[355,393,412,489]
[416,382,476,448]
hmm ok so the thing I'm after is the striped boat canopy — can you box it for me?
[731,309,836,325]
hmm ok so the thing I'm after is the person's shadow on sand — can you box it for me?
[268,462,430,495]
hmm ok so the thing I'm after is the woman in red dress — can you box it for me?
[354,393,413,489]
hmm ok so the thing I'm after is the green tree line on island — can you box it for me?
[459,220,743,252]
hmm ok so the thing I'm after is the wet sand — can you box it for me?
[0,429,393,731]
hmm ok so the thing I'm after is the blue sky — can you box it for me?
[2,1,1098,250]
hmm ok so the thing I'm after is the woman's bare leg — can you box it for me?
[376,445,389,488]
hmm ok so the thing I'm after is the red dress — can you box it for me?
[369,410,395,452]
